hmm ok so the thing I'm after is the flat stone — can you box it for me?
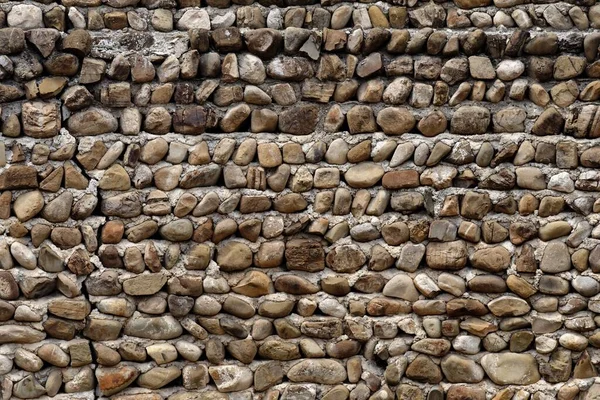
[287,359,347,384]
[0,325,45,343]
[68,108,118,135]
[426,241,467,270]
[451,106,490,134]
[123,273,168,296]
[124,315,183,340]
[480,353,540,385]
[488,296,530,317]
[345,163,384,188]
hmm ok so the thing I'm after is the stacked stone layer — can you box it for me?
[2,0,600,399]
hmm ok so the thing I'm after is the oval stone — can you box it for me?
[344,163,385,188]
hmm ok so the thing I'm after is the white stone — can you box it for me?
[8,5,43,29]
[175,341,202,361]
[68,7,87,29]
[535,336,557,354]
[267,9,283,29]
[146,343,178,364]
[318,298,346,318]
[211,12,236,29]
[10,242,37,270]
[452,335,481,355]
[121,108,142,135]
[0,355,12,375]
[548,171,574,193]
[512,9,532,28]
[352,8,372,29]
[238,54,266,85]
[496,60,525,81]
[177,10,211,30]
[470,12,493,28]
[14,305,42,322]
[493,10,514,27]
[208,366,253,392]
[203,276,230,294]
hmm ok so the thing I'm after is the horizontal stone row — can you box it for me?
[6,142,600,188]
[3,240,600,298]
[4,2,600,32]
[35,0,600,8]
[6,27,600,74]
[1,214,599,270]
[3,0,600,397]
[4,172,600,222]
[10,68,600,111]
[0,291,599,395]
[35,136,600,171]
[1,351,589,398]
[11,102,600,140]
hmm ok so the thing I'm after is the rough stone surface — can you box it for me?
[0,0,595,399]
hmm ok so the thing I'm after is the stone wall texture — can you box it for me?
[3,0,600,399]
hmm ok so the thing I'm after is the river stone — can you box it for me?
[287,359,347,384]
[255,361,284,391]
[124,315,183,339]
[11,242,37,269]
[159,219,194,241]
[68,108,118,135]
[217,241,253,271]
[487,296,531,316]
[41,191,73,223]
[481,353,540,385]
[138,366,181,389]
[451,106,490,134]
[382,275,419,301]
[101,192,143,218]
[13,375,46,399]
[14,190,44,221]
[208,366,253,392]
[426,241,468,270]
[0,271,18,300]
[540,242,571,273]
[441,354,485,383]
[123,273,168,296]
[376,107,416,135]
[0,325,45,343]
[344,163,385,188]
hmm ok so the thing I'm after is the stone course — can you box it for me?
[1,0,600,399]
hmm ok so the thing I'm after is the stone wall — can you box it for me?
[2,0,600,399]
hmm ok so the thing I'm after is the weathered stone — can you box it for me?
[22,102,61,138]
[426,241,468,270]
[481,353,540,385]
[451,106,490,134]
[287,359,347,384]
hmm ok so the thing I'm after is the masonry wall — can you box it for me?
[1,0,600,399]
